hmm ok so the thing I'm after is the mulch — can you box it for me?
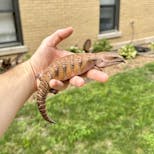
[102,52,154,77]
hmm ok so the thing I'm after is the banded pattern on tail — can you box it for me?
[36,52,124,123]
[37,80,55,123]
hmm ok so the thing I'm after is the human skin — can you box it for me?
[0,27,108,137]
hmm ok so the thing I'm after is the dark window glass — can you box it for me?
[100,0,120,32]
[0,0,23,47]
[0,0,13,10]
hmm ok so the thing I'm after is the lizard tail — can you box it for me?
[37,80,56,124]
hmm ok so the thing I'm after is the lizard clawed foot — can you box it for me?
[49,88,59,94]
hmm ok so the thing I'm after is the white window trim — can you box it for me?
[98,30,122,39]
[0,46,28,56]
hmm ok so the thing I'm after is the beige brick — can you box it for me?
[19,0,154,53]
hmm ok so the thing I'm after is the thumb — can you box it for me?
[29,27,74,76]
[44,27,74,47]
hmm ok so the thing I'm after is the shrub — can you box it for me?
[118,44,137,59]
[92,38,112,52]
[149,42,154,52]
[67,46,85,53]
[22,53,32,61]
[0,67,5,74]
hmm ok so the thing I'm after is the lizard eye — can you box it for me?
[88,58,97,62]
[105,55,125,63]
[105,56,119,60]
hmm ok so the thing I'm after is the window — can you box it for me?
[0,0,23,48]
[100,0,120,33]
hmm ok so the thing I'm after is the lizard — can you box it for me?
[36,52,125,123]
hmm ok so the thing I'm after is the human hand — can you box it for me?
[29,27,108,91]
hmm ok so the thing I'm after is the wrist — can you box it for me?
[23,60,37,92]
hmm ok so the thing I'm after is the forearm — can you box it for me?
[0,27,109,137]
[0,61,35,137]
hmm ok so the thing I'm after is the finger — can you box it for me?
[49,79,69,91]
[69,76,85,87]
[86,69,108,82]
[46,27,73,47]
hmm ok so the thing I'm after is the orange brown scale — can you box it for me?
[36,52,124,123]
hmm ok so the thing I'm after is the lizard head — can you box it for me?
[94,52,125,68]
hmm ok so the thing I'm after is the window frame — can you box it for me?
[0,0,23,48]
[99,0,120,33]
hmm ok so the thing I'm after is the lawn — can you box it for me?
[1,63,154,154]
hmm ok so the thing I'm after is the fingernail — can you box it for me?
[72,76,84,87]
[87,69,108,83]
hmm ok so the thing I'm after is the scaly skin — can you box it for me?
[37,52,124,123]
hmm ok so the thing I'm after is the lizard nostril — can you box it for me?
[105,56,119,60]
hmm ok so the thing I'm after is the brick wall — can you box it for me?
[19,0,99,53]
[113,0,154,43]
[19,0,154,53]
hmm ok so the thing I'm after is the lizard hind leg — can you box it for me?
[37,80,56,124]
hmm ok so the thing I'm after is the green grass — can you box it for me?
[1,63,154,154]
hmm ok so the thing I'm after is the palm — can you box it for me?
[30,27,73,76]
[29,27,108,91]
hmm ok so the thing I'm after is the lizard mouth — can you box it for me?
[111,57,126,64]
[96,55,125,68]
[103,60,124,67]
[104,54,125,62]
[106,57,125,66]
